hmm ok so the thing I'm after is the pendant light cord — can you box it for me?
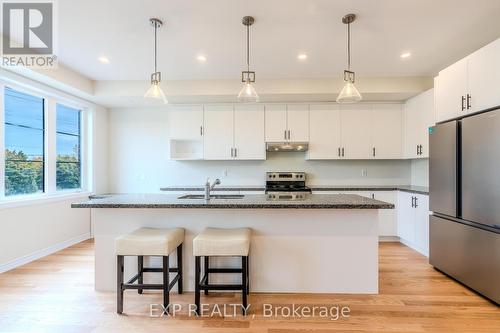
[347,22,351,71]
[154,23,158,73]
[246,23,250,72]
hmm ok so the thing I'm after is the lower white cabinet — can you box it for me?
[312,190,398,237]
[397,192,429,256]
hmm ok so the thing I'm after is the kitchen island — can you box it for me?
[73,194,393,293]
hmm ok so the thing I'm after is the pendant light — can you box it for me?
[336,14,362,103]
[238,16,259,103]
[145,18,168,104]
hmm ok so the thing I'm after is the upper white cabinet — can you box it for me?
[435,58,468,122]
[340,105,372,159]
[168,105,204,139]
[308,103,404,160]
[371,104,403,159]
[168,105,204,160]
[468,38,500,113]
[264,104,287,141]
[265,104,309,142]
[203,105,234,160]
[204,105,265,160]
[233,105,266,160]
[404,89,435,158]
[286,104,309,142]
[435,38,500,122]
[308,104,341,159]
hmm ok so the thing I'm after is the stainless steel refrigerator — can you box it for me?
[429,110,500,305]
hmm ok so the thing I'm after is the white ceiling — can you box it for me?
[57,0,500,81]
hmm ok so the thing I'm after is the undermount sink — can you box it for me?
[177,194,245,200]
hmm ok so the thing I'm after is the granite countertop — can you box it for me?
[160,185,429,195]
[71,193,394,209]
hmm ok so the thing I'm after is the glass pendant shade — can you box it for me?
[336,81,362,103]
[145,82,168,104]
[237,79,259,103]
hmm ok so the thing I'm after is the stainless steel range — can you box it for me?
[265,172,311,200]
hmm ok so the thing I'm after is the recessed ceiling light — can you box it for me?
[98,56,110,64]
[400,52,411,59]
[297,54,308,60]
[197,55,207,63]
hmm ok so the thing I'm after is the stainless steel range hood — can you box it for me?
[266,142,309,152]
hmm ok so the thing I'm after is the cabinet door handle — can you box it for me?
[411,196,415,208]
[288,130,291,140]
[230,148,234,158]
[466,94,471,110]
[414,196,418,208]
[419,145,423,155]
[284,130,287,140]
[373,147,376,157]
[200,126,203,136]
[338,147,341,157]
[461,95,466,111]
[234,148,237,158]
[342,147,345,157]
[416,145,419,155]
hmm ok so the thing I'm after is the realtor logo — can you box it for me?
[1,0,57,68]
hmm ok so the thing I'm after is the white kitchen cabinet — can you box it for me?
[435,37,500,122]
[414,194,430,256]
[354,191,398,237]
[340,105,372,159]
[307,104,341,160]
[404,89,434,158]
[397,192,416,243]
[373,191,398,237]
[203,105,234,160]
[435,57,468,122]
[168,105,204,139]
[205,105,266,160]
[265,104,309,142]
[468,38,500,113]
[264,104,287,141]
[371,104,403,159]
[234,105,266,160]
[286,104,309,142]
[397,192,430,256]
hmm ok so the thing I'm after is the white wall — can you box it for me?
[411,159,429,187]
[109,107,411,192]
[0,70,109,272]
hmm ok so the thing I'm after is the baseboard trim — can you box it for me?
[379,236,400,242]
[0,233,91,273]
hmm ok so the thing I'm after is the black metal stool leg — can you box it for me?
[246,255,250,295]
[163,256,170,313]
[195,256,201,315]
[242,256,248,315]
[177,244,183,294]
[137,256,144,294]
[117,255,124,314]
[204,256,209,295]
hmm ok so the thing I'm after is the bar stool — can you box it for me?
[115,227,184,314]
[193,227,251,315]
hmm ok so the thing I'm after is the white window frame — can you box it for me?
[0,79,92,207]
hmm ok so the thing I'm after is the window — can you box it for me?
[56,104,81,190]
[4,87,45,196]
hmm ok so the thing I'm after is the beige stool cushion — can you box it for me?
[116,227,184,256]
[193,228,251,256]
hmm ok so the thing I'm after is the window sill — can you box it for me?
[0,191,92,210]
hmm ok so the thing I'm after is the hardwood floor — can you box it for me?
[0,240,498,333]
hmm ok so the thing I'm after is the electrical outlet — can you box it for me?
[361,169,368,177]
